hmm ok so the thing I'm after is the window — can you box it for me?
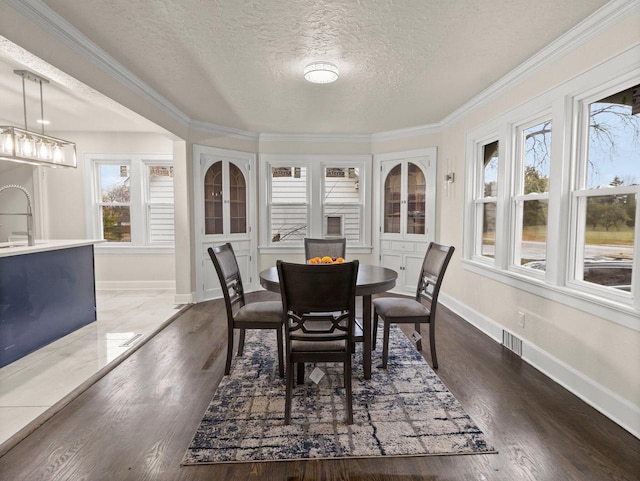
[323,166,361,242]
[88,153,174,250]
[260,154,370,250]
[269,165,308,243]
[513,119,551,271]
[97,163,131,242]
[571,84,638,297]
[473,140,499,260]
[464,67,639,327]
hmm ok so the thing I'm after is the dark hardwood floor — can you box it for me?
[0,290,638,480]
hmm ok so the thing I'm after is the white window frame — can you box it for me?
[86,153,174,254]
[462,46,640,332]
[259,154,371,253]
[509,112,552,280]
[567,80,639,306]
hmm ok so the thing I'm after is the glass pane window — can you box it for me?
[523,122,551,194]
[101,205,131,242]
[270,166,308,242]
[483,140,499,197]
[580,194,635,292]
[517,120,551,269]
[587,85,640,189]
[98,163,130,243]
[481,202,496,258]
[519,199,548,267]
[324,166,361,242]
[324,167,359,203]
[146,164,174,245]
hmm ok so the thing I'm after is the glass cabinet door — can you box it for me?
[383,164,402,233]
[406,162,426,235]
[229,162,247,234]
[203,160,248,235]
[382,161,427,236]
[204,161,223,235]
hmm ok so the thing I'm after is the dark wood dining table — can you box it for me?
[259,263,398,379]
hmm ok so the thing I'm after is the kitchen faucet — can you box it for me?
[0,184,34,246]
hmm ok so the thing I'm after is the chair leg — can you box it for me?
[344,358,353,425]
[296,362,305,385]
[429,320,438,369]
[276,326,284,378]
[414,323,423,351]
[224,327,234,375]
[373,311,379,349]
[381,321,391,369]
[237,328,246,356]
[285,361,294,425]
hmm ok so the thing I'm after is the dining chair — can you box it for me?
[277,259,359,425]
[208,243,284,377]
[372,242,455,369]
[304,237,346,260]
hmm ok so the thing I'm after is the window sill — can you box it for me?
[461,258,639,332]
[95,245,175,255]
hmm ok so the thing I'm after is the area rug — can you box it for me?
[182,324,496,464]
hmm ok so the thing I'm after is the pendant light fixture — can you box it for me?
[0,70,77,168]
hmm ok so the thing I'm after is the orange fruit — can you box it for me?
[336,257,344,263]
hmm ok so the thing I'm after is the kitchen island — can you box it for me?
[0,240,102,367]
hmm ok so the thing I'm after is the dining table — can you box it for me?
[259,263,398,380]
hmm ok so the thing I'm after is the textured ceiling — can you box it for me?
[3,0,610,135]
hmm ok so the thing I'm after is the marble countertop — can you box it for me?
[0,239,105,258]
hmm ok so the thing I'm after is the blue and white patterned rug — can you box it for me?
[182,324,496,464]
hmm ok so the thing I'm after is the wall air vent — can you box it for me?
[502,330,523,357]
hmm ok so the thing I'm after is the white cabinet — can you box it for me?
[194,145,256,301]
[374,148,437,294]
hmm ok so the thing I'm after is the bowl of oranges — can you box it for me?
[308,256,345,264]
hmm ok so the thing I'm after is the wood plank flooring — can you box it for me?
[0,291,638,480]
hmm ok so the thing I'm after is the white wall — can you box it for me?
[428,11,640,435]
[43,131,176,290]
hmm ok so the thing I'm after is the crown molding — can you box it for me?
[5,0,191,128]
[371,122,442,142]
[259,132,372,143]
[189,120,260,142]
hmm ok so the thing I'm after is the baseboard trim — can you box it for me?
[439,292,640,439]
[95,280,176,291]
[174,292,194,305]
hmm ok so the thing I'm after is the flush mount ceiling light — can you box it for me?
[0,70,77,168]
[304,62,339,84]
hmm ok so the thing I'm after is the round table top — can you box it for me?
[259,263,397,296]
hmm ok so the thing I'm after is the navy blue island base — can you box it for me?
[0,244,97,368]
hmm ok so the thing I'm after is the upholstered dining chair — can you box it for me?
[372,242,455,369]
[304,237,346,260]
[208,243,284,377]
[277,259,359,425]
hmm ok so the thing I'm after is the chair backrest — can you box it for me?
[277,260,359,342]
[304,237,347,260]
[416,242,455,313]
[208,243,245,324]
